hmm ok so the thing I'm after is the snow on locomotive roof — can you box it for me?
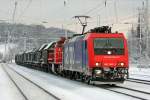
[38,43,47,51]
[44,41,56,50]
[68,35,84,43]
[25,48,38,53]
[25,49,33,53]
[32,48,38,52]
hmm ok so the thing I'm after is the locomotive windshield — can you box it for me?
[94,38,124,55]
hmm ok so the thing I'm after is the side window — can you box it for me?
[69,46,73,64]
[65,46,69,64]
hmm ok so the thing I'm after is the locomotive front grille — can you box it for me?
[92,67,128,80]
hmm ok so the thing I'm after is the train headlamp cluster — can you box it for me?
[107,51,112,55]
[118,62,125,67]
[120,63,124,66]
[96,63,99,66]
[103,67,110,71]
[95,62,101,66]
[95,69,102,74]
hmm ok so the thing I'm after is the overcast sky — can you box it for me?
[0,0,149,34]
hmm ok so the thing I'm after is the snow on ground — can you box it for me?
[1,62,150,100]
[4,64,57,100]
[129,63,150,80]
[0,64,25,100]
[6,63,136,100]
[0,43,16,53]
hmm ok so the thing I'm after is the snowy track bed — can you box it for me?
[99,85,150,100]
[127,78,150,85]
[95,79,150,100]
[129,64,150,81]
[2,65,28,100]
[4,63,150,100]
[0,64,26,100]
[2,64,60,100]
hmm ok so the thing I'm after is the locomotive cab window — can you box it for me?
[94,38,124,55]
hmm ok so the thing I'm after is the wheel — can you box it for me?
[81,75,85,82]
[110,84,116,86]
[87,80,90,85]
[85,76,92,85]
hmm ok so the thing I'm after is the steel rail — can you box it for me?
[127,78,150,85]
[2,65,28,100]
[5,65,61,100]
[97,84,150,100]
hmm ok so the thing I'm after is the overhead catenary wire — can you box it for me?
[17,0,32,21]
[83,0,105,15]
[6,1,18,62]
[83,13,137,25]
[84,0,114,25]
[12,1,18,23]
[114,0,118,23]
[68,0,109,32]
[83,0,137,28]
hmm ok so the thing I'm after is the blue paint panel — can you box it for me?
[63,35,86,72]
[69,43,74,65]
[74,40,83,69]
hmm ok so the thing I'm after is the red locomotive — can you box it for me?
[62,26,128,84]
[15,26,129,84]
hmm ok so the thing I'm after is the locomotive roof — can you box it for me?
[39,43,47,51]
[32,48,38,52]
[24,48,37,53]
[67,35,84,43]
[44,41,56,50]
[25,49,33,53]
[84,32,125,39]
[66,32,125,43]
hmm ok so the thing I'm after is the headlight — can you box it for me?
[96,63,99,66]
[107,51,112,55]
[118,62,125,67]
[95,70,102,74]
[120,63,124,66]
[95,62,101,66]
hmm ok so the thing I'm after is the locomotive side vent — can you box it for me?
[89,26,112,33]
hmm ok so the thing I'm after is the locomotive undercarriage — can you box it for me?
[19,62,128,85]
[89,67,128,84]
[43,63,63,75]
[55,66,128,85]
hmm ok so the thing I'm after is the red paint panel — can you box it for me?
[85,33,129,69]
[48,52,54,63]
[54,47,63,64]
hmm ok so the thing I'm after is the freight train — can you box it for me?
[15,26,129,84]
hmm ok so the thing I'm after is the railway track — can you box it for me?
[2,64,60,100]
[2,65,28,100]
[6,63,150,100]
[97,84,150,100]
[127,78,150,85]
